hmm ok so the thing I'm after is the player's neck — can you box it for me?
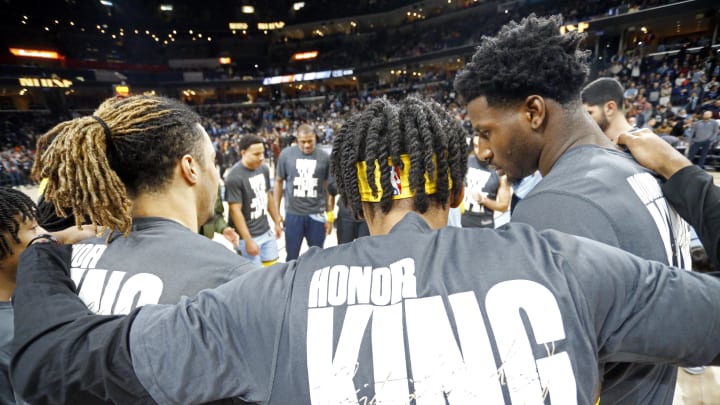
[539,111,614,176]
[605,119,634,141]
[132,189,199,232]
[363,201,449,235]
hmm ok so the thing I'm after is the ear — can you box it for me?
[450,185,464,209]
[604,100,618,118]
[523,95,546,130]
[178,154,200,185]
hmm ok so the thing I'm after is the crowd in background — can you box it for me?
[2,40,720,188]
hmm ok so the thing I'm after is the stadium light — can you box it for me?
[242,5,255,14]
[99,0,113,6]
[160,4,173,12]
[293,2,305,11]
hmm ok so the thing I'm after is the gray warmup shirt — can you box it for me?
[511,145,692,404]
[71,217,256,315]
[276,145,330,215]
[225,163,272,237]
[0,303,15,405]
[129,213,719,405]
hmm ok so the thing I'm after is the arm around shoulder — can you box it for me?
[11,244,152,404]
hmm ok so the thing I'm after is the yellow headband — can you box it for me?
[356,154,452,202]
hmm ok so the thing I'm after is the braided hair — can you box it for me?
[331,97,467,219]
[454,14,590,106]
[0,187,37,259]
[32,95,204,235]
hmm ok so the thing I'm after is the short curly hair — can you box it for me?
[331,97,467,219]
[454,14,590,106]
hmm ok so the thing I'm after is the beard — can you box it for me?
[598,113,610,132]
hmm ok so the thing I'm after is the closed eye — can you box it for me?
[476,129,490,139]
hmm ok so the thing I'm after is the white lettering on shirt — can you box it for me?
[71,244,164,314]
[306,258,576,404]
[294,159,319,198]
[248,173,268,220]
[627,173,691,269]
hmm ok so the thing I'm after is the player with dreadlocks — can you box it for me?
[30,95,255,317]
[454,14,692,404]
[11,96,720,405]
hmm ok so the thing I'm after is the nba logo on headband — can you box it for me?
[391,166,402,196]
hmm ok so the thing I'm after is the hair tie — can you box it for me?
[91,115,116,156]
[91,115,113,144]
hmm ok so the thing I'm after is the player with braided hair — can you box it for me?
[0,187,97,404]
[455,14,692,404]
[331,97,466,228]
[0,189,37,264]
[30,95,255,316]
[12,97,720,405]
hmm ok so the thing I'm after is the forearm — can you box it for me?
[480,198,504,212]
[229,205,252,242]
[325,180,334,212]
[267,192,282,225]
[273,180,283,214]
[11,244,152,404]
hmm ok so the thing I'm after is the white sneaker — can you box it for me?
[684,366,706,375]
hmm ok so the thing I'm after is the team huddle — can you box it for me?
[2,14,720,405]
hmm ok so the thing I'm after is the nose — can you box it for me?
[474,140,493,163]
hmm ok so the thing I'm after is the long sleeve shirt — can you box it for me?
[662,165,720,268]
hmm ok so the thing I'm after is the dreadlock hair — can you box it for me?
[454,14,590,107]
[581,77,625,108]
[238,134,265,151]
[331,97,467,219]
[32,95,204,235]
[0,187,37,260]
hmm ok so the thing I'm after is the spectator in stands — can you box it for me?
[685,110,719,169]
[704,76,719,93]
[624,81,639,100]
[659,79,673,106]
[647,81,661,105]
